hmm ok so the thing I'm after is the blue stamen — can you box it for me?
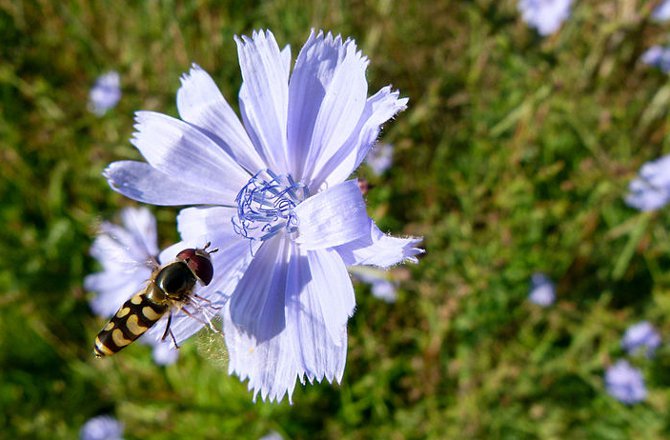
[232,170,308,243]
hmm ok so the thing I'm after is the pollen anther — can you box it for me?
[233,169,308,242]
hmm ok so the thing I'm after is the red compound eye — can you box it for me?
[176,248,214,285]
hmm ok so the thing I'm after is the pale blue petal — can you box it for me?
[236,30,289,172]
[89,207,158,270]
[223,300,299,403]
[293,180,368,250]
[86,207,158,317]
[131,111,249,201]
[224,239,349,403]
[286,247,348,381]
[300,247,354,349]
[176,64,265,174]
[119,206,160,257]
[229,236,288,341]
[336,219,423,268]
[85,270,148,317]
[224,237,297,403]
[176,206,239,241]
[287,31,349,176]
[318,87,408,188]
[280,45,292,79]
[105,161,231,206]
[298,34,369,184]
[89,226,142,270]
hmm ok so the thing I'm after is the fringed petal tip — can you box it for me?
[241,369,344,405]
[230,346,346,404]
[180,63,205,83]
[384,84,409,110]
[307,28,368,63]
[400,236,425,264]
[130,110,158,139]
[230,365,296,404]
[234,29,277,47]
[336,219,424,268]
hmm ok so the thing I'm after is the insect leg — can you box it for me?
[192,294,222,310]
[161,312,172,341]
[160,312,181,348]
[181,306,221,334]
[168,329,179,349]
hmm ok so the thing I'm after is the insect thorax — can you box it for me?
[154,261,197,301]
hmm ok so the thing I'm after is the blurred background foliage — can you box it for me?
[2,0,670,438]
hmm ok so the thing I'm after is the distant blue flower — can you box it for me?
[149,341,179,365]
[653,0,670,21]
[366,143,394,176]
[84,207,180,365]
[80,415,124,440]
[351,267,398,303]
[641,45,670,73]
[518,0,573,36]
[104,29,423,402]
[621,321,661,358]
[528,273,555,307]
[85,207,158,317]
[625,154,670,211]
[89,71,121,116]
[259,432,283,440]
[604,360,647,404]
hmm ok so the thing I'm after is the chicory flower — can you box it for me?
[350,266,398,303]
[626,154,670,211]
[604,360,647,404]
[641,45,670,73]
[80,415,124,440]
[366,143,394,176]
[528,272,556,307]
[85,207,180,364]
[621,321,661,358]
[89,71,121,116]
[653,0,670,21]
[518,0,573,36]
[104,30,423,402]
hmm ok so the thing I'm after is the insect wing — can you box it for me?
[161,291,226,348]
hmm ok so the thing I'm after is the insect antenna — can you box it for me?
[203,242,219,254]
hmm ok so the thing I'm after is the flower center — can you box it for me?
[233,169,309,242]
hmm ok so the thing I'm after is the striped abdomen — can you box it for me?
[93,289,168,357]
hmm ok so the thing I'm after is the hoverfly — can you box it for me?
[93,243,218,357]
